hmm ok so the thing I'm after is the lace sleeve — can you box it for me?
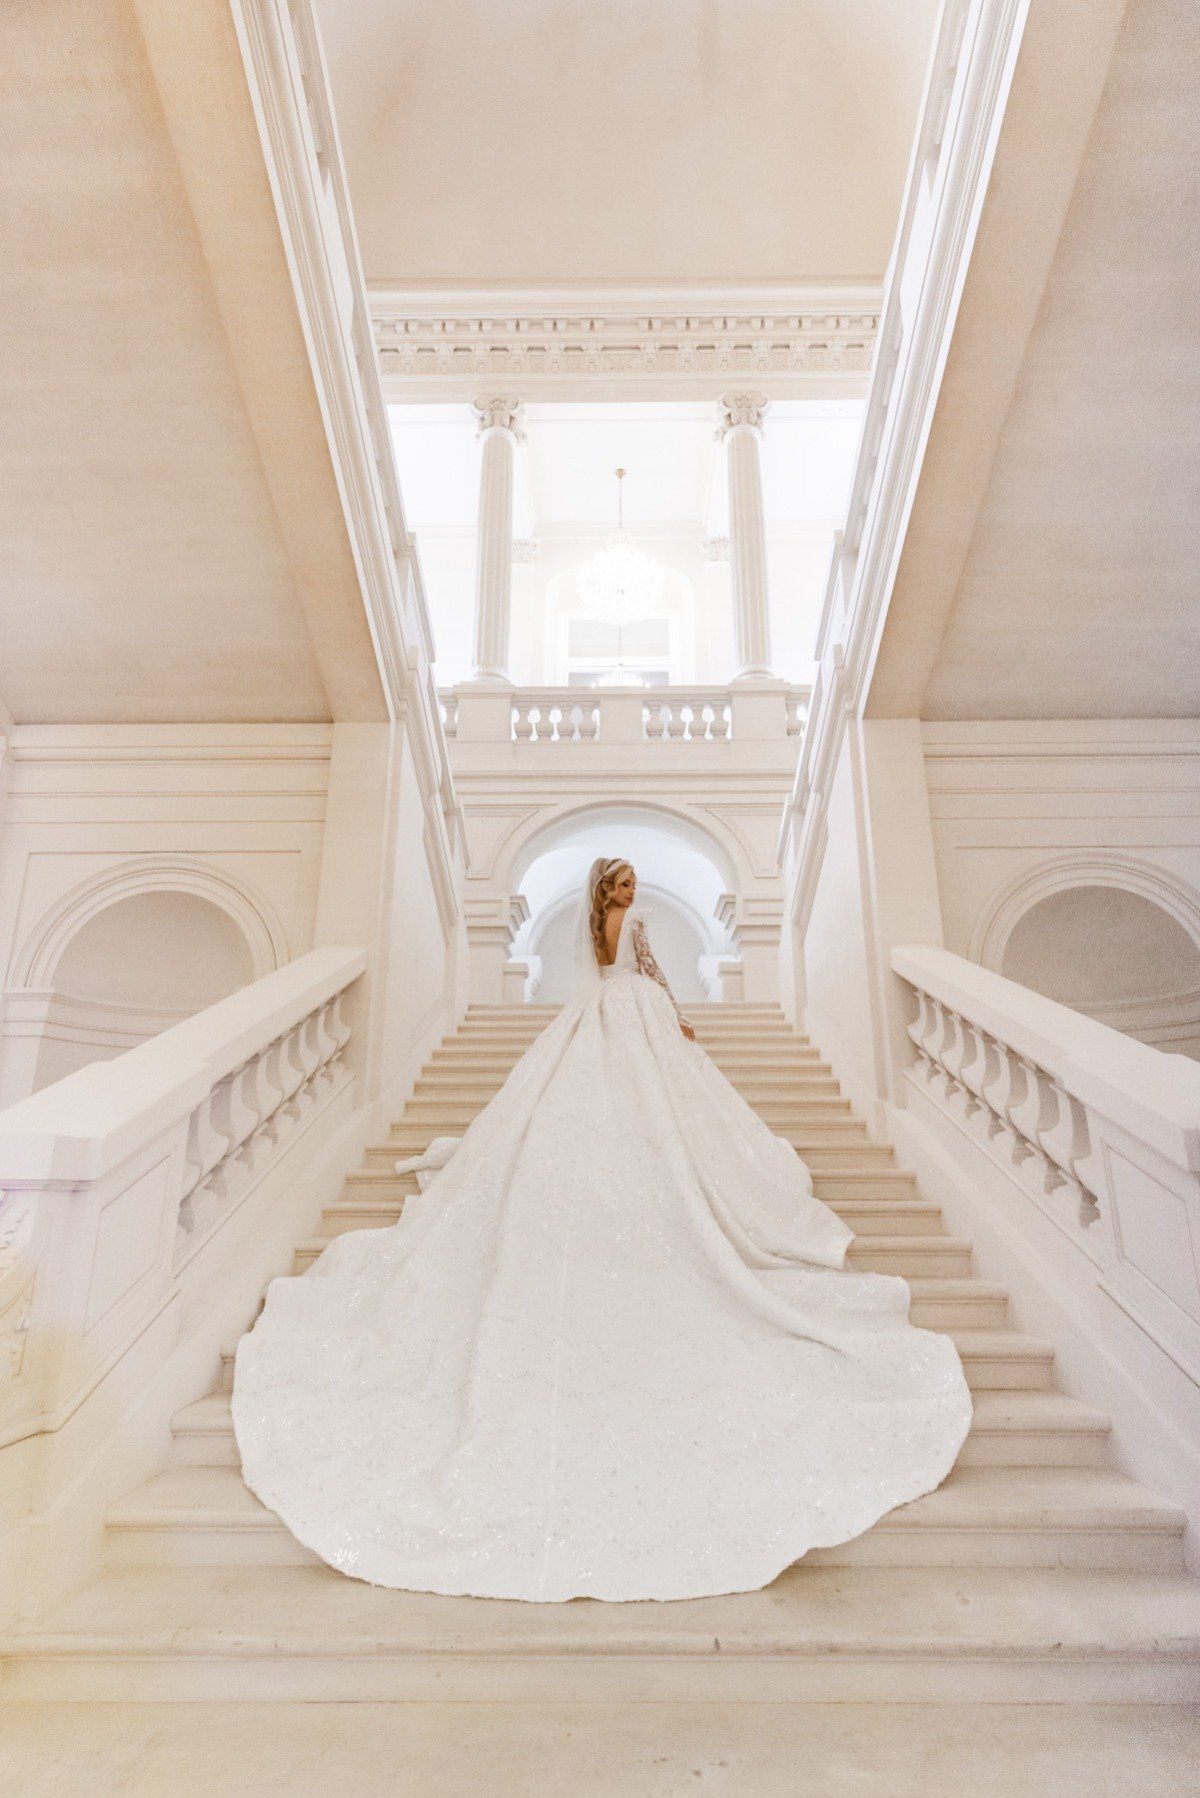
[631,917,692,1029]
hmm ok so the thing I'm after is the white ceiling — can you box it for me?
[872,0,1200,722]
[316,0,940,287]
[0,0,386,724]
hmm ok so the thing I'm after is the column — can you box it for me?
[716,393,773,680]
[469,396,525,682]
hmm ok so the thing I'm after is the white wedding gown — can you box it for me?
[232,907,972,1602]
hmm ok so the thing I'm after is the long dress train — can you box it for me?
[231,906,972,1602]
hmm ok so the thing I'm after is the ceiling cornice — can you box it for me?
[370,284,881,402]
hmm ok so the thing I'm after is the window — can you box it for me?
[562,615,673,687]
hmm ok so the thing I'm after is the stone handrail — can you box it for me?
[442,683,810,746]
[0,946,366,1447]
[893,945,1200,1379]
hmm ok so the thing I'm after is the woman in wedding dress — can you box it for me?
[232,857,972,1603]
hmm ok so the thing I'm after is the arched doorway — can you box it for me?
[512,807,738,1005]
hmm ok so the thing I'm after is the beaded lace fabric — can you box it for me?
[232,907,973,1602]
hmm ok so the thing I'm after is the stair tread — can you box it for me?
[108,1463,1178,1533]
[171,1387,1111,1441]
[8,1564,1199,1660]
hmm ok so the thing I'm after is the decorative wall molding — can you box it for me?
[472,396,525,439]
[370,286,881,400]
[716,393,769,438]
[970,853,1200,973]
[10,857,290,992]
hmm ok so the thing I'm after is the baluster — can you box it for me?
[273,1020,309,1123]
[1007,1059,1061,1191]
[440,695,458,740]
[666,702,687,741]
[709,701,731,741]
[644,702,667,740]
[204,1068,255,1203]
[926,999,959,1101]
[953,1016,986,1117]
[328,992,352,1061]
[576,701,599,740]
[1039,1077,1100,1227]
[916,990,949,1088]
[513,700,535,741]
[906,987,937,1080]
[233,1049,277,1176]
[294,1010,325,1108]
[254,1036,292,1147]
[980,1039,1030,1165]
[179,1092,227,1237]
[940,1007,968,1094]
[312,1000,343,1090]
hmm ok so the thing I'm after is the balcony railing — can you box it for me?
[441,684,809,746]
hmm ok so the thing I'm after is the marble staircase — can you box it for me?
[3,1004,1198,1704]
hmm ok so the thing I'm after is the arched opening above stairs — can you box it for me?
[512,805,737,1005]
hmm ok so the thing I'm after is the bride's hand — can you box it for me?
[680,1020,697,1042]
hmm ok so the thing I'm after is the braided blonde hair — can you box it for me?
[588,858,634,965]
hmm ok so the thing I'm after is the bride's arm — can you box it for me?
[630,917,697,1040]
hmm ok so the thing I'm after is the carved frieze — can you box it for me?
[373,292,880,398]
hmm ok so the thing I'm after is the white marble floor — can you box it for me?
[1,1702,1197,1797]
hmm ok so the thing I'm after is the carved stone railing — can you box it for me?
[0,946,365,1447]
[893,945,1200,1383]
[443,683,810,747]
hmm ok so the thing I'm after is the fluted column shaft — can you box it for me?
[470,397,524,682]
[717,394,773,680]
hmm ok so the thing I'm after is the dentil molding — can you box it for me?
[371,286,881,400]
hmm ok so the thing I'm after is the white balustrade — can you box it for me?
[0,946,365,1447]
[893,945,1200,1366]
[451,685,809,746]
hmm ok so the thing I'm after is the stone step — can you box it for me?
[218,1330,1051,1401]
[372,1140,905,1174]
[96,1463,1182,1577]
[340,1166,920,1206]
[396,1098,855,1131]
[318,1196,947,1240]
[376,1115,878,1159]
[903,1278,1009,1329]
[8,1563,1197,1705]
[171,1387,1105,1476]
[410,1070,844,1100]
[290,1230,973,1280]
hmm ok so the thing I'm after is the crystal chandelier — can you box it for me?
[575,468,665,627]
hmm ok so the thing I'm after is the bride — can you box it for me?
[232,856,972,1603]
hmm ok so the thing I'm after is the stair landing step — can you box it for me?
[5,1564,1198,1703]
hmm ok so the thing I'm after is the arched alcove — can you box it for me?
[53,890,257,1012]
[20,890,261,1096]
[1000,884,1200,1059]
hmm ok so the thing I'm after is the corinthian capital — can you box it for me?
[472,395,526,440]
[715,393,769,439]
